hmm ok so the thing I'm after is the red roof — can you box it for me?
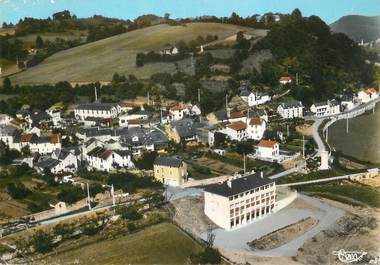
[227,121,247,131]
[128,119,143,125]
[365,87,377,95]
[20,134,33,143]
[279,76,291,82]
[229,110,246,119]
[50,134,60,144]
[170,103,187,111]
[257,140,278,148]
[250,117,264,126]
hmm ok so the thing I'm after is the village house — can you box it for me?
[223,121,247,141]
[357,87,379,103]
[35,148,78,174]
[279,76,292,85]
[153,156,188,186]
[207,109,229,124]
[74,102,121,121]
[84,146,133,172]
[340,95,355,111]
[166,119,198,143]
[166,103,189,122]
[160,45,179,55]
[0,114,12,126]
[240,90,271,107]
[277,101,304,119]
[247,117,266,140]
[204,172,276,230]
[256,140,280,161]
[11,133,61,155]
[310,100,340,117]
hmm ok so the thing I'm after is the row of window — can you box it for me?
[230,204,274,228]
[230,196,275,217]
[228,184,275,201]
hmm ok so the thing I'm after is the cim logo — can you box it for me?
[333,249,368,263]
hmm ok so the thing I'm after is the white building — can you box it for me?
[357,88,379,103]
[84,146,132,172]
[167,103,189,122]
[35,149,78,174]
[310,100,340,117]
[12,133,61,155]
[277,101,304,119]
[279,76,292,85]
[223,121,247,141]
[240,90,271,107]
[256,140,280,161]
[0,114,12,126]
[160,45,179,55]
[340,95,355,111]
[74,103,121,120]
[247,118,266,140]
[204,172,276,230]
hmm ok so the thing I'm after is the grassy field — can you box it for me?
[43,222,203,265]
[17,30,87,47]
[9,23,261,84]
[296,180,380,208]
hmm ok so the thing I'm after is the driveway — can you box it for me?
[201,194,344,257]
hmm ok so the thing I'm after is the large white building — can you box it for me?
[310,100,340,117]
[74,103,121,120]
[277,101,304,119]
[204,172,276,230]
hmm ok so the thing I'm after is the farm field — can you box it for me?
[9,23,264,84]
[41,222,203,265]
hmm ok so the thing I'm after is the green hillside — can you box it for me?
[330,15,380,42]
[9,23,265,84]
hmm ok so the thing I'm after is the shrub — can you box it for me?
[31,231,54,253]
[116,206,142,221]
[190,247,221,264]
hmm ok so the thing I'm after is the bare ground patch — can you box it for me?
[248,217,318,251]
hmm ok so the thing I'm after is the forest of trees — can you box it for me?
[253,9,375,104]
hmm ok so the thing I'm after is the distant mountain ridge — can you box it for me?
[330,15,380,42]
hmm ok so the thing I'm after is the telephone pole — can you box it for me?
[346,118,349,134]
[302,135,305,158]
[86,182,91,210]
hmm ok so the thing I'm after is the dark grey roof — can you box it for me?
[114,149,132,157]
[329,99,340,106]
[239,90,251,97]
[0,125,16,136]
[278,100,303,109]
[314,101,328,107]
[78,127,114,138]
[30,110,51,125]
[76,102,118,111]
[341,95,353,102]
[213,109,228,121]
[35,157,60,169]
[154,156,183,167]
[172,119,198,138]
[204,172,274,197]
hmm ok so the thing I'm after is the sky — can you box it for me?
[1,0,380,25]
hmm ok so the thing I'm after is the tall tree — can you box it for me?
[2,77,12,94]
[35,35,44,48]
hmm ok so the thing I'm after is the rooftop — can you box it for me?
[257,139,278,148]
[227,121,247,131]
[204,172,274,197]
[154,156,184,168]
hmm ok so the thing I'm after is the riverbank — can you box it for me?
[328,102,380,164]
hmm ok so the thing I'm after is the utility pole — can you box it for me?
[87,182,91,210]
[302,135,305,158]
[243,153,246,175]
[111,184,115,207]
[325,126,329,143]
[225,94,228,111]
[198,88,202,122]
[346,118,349,134]
[296,72,299,85]
[287,124,290,137]
[94,86,98,102]
[147,91,150,106]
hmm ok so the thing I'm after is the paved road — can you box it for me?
[201,194,344,257]
[268,162,306,180]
